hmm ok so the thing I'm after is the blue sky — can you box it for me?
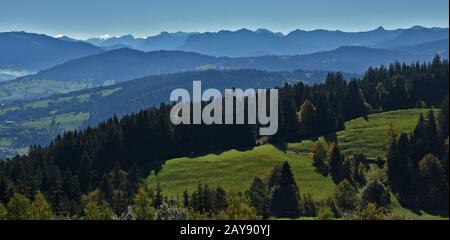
[0,0,448,39]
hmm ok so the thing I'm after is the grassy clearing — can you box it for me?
[23,112,90,130]
[287,109,435,159]
[0,79,92,103]
[100,87,122,97]
[336,109,434,158]
[0,138,12,148]
[147,144,335,201]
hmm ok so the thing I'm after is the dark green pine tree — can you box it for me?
[269,162,300,218]
[127,163,141,197]
[424,110,441,157]
[387,133,411,197]
[335,113,346,131]
[341,80,368,121]
[248,177,270,219]
[183,190,190,209]
[201,184,213,214]
[417,154,449,210]
[315,95,337,134]
[439,95,449,140]
[411,114,427,170]
[361,180,391,207]
[328,142,344,184]
[153,183,163,209]
[0,164,11,203]
[213,186,228,212]
[443,141,449,183]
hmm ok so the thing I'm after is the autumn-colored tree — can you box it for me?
[0,203,7,220]
[331,180,358,214]
[132,186,155,220]
[350,203,387,220]
[81,189,115,220]
[221,192,257,220]
[384,123,400,145]
[298,99,317,138]
[328,142,344,184]
[31,192,54,220]
[311,141,329,176]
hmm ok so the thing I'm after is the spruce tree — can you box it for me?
[329,142,344,184]
[387,133,412,196]
[269,162,300,218]
[182,190,190,209]
[361,181,391,207]
[439,95,449,140]
[341,80,368,121]
[342,157,355,185]
[311,141,329,176]
[424,110,440,157]
[335,113,346,131]
[214,186,228,212]
[418,154,449,210]
[153,183,163,209]
[248,177,271,219]
[411,114,427,169]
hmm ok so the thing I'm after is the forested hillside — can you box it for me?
[0,57,448,219]
[0,69,341,159]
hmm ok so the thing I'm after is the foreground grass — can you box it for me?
[147,144,335,201]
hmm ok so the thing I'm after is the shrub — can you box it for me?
[317,205,334,220]
[361,181,391,208]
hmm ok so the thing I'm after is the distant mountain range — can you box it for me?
[0,26,447,103]
[399,39,449,59]
[0,32,104,71]
[13,40,448,82]
[1,38,447,104]
[15,49,218,85]
[1,26,447,73]
[75,26,448,57]
[374,26,449,49]
[84,32,197,52]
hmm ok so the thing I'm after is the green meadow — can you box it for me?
[337,108,436,158]
[147,144,335,201]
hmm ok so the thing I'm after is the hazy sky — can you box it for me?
[0,0,448,39]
